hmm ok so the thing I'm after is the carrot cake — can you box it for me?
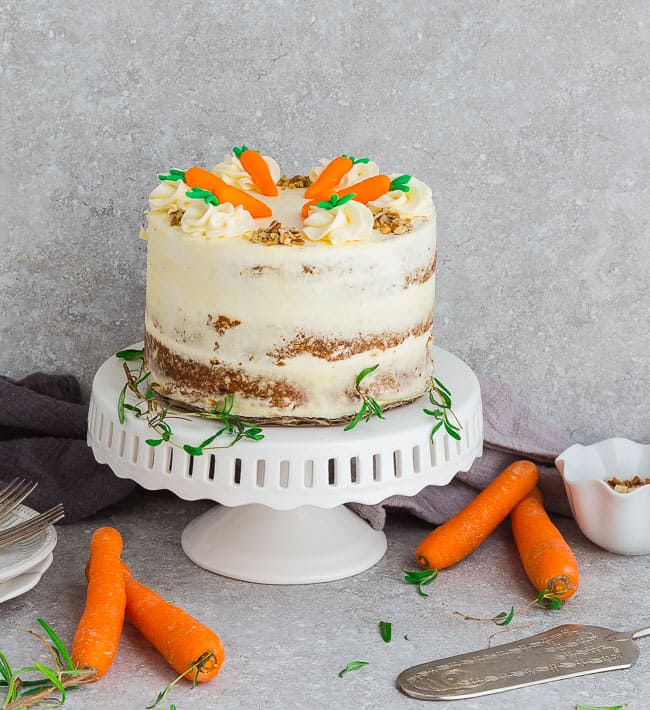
[140,148,437,423]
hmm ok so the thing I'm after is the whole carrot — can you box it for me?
[416,460,539,570]
[511,487,579,600]
[335,173,412,203]
[122,563,225,683]
[304,155,354,199]
[234,145,278,196]
[72,527,126,678]
[184,166,272,218]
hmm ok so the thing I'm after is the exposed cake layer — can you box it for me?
[143,189,436,421]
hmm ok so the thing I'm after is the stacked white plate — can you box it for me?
[0,504,58,604]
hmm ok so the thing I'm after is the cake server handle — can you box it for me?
[631,626,650,640]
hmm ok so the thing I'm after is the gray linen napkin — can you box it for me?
[349,376,573,530]
[0,373,137,522]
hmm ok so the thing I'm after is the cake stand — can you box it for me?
[88,345,483,584]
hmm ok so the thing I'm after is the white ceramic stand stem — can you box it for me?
[88,345,483,584]
[181,504,387,584]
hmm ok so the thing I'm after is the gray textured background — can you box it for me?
[1,0,648,443]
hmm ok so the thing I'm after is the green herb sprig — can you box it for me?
[423,377,462,442]
[378,620,392,643]
[344,367,461,443]
[158,169,186,182]
[0,619,96,710]
[338,660,369,678]
[576,705,626,710]
[315,192,356,210]
[343,365,385,431]
[454,588,569,627]
[402,568,438,597]
[148,651,217,710]
[185,186,219,206]
[116,350,264,453]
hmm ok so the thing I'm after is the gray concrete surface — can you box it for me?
[1,489,649,709]
[1,1,648,444]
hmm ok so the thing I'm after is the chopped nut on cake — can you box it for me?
[168,208,184,226]
[277,175,313,189]
[250,220,305,246]
[372,209,413,235]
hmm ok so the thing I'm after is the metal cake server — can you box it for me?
[397,623,650,701]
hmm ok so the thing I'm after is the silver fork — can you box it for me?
[0,478,39,523]
[0,503,64,550]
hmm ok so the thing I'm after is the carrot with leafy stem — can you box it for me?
[233,145,278,196]
[184,166,272,218]
[416,460,538,570]
[335,174,411,204]
[122,563,225,683]
[511,487,579,600]
[71,527,126,679]
[304,154,369,199]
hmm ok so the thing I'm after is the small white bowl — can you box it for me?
[556,438,650,555]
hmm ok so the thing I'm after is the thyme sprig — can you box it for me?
[423,377,462,442]
[338,660,369,678]
[343,365,385,431]
[0,618,96,710]
[344,366,461,442]
[402,568,438,597]
[147,651,217,710]
[116,349,264,453]
[453,588,569,627]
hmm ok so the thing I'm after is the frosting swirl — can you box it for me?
[212,153,281,192]
[149,179,194,213]
[368,176,434,219]
[180,200,255,239]
[303,201,373,245]
[309,158,380,191]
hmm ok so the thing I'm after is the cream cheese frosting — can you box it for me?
[180,200,255,239]
[303,200,374,244]
[148,178,194,213]
[368,176,434,219]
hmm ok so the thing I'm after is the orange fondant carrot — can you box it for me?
[511,487,579,600]
[334,174,412,204]
[71,527,126,678]
[122,563,225,683]
[184,166,272,218]
[416,460,539,570]
[304,155,355,199]
[335,175,390,204]
[233,146,278,196]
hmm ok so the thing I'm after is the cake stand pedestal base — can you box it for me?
[88,345,483,585]
[181,503,387,584]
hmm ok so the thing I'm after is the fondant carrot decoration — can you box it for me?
[304,154,369,199]
[184,166,272,218]
[336,174,411,204]
[71,527,126,679]
[122,563,225,683]
[233,146,278,197]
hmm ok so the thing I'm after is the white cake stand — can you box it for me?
[88,345,483,584]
